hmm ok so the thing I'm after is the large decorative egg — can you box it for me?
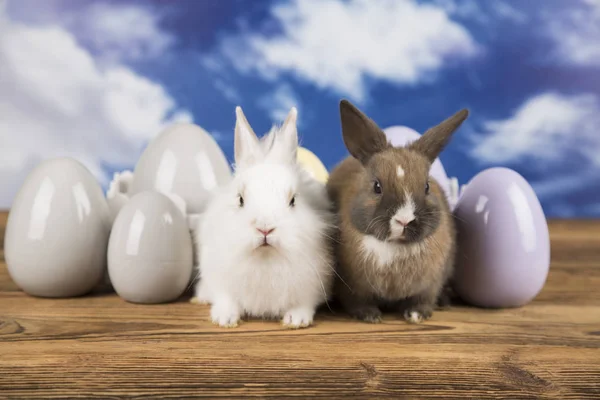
[107,191,193,304]
[297,147,329,183]
[452,167,551,308]
[383,125,452,202]
[4,157,111,297]
[128,123,232,215]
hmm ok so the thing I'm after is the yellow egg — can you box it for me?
[297,147,329,183]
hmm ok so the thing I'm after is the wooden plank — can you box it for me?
[1,212,599,398]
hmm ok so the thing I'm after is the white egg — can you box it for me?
[107,191,193,304]
[128,122,232,215]
[4,157,111,297]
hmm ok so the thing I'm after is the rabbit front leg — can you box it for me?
[337,281,382,323]
[400,284,441,324]
[282,305,316,329]
[210,292,241,328]
[191,278,212,305]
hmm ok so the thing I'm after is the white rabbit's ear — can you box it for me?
[260,124,278,153]
[269,107,298,164]
[234,106,262,169]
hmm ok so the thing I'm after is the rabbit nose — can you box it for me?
[257,227,275,237]
[394,218,414,227]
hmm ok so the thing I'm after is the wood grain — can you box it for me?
[0,212,599,399]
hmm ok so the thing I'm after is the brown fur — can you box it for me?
[327,100,469,323]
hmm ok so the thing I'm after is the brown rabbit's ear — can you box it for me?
[408,108,469,162]
[339,99,390,164]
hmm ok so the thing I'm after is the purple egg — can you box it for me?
[383,125,452,205]
[453,167,550,308]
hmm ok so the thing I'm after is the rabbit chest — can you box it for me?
[355,234,448,300]
[232,252,327,317]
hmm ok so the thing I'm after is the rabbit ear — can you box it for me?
[339,99,390,164]
[408,109,469,163]
[261,124,278,154]
[268,107,298,164]
[234,106,262,168]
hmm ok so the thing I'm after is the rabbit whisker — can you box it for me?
[313,250,352,293]
[297,254,332,313]
[365,215,387,235]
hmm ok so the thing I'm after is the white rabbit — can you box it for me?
[193,106,335,329]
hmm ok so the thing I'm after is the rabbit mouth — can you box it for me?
[256,241,279,254]
[387,227,417,242]
[258,237,274,248]
[388,234,407,243]
[387,228,407,242]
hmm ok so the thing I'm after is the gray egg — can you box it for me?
[453,167,551,308]
[4,157,111,297]
[107,191,193,304]
[128,122,232,215]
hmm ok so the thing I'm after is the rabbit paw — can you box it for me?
[189,296,209,305]
[194,283,212,305]
[210,301,240,328]
[403,307,433,324]
[282,307,314,329]
[350,306,383,323]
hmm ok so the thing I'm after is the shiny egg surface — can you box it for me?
[129,123,232,215]
[5,157,110,297]
[108,191,193,304]
[453,167,551,308]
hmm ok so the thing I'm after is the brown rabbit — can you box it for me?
[327,100,469,323]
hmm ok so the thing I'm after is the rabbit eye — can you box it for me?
[238,195,244,208]
[289,195,296,207]
[373,180,382,194]
[425,181,430,195]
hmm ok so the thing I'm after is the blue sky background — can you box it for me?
[1,0,599,217]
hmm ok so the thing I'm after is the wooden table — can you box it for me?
[1,212,599,399]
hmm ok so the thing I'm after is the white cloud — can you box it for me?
[62,2,175,63]
[0,6,191,208]
[545,0,600,66]
[209,131,229,143]
[432,0,489,24]
[469,92,600,208]
[210,0,479,103]
[490,2,527,24]
[469,92,600,166]
[531,169,599,199]
[433,0,527,25]
[257,84,301,124]
[214,79,241,104]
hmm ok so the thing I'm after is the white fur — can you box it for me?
[393,193,415,224]
[404,310,423,323]
[389,192,416,239]
[194,106,334,329]
[396,165,405,177]
[361,235,424,269]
